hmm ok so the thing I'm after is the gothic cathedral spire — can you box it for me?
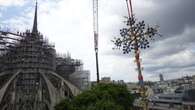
[32,1,38,33]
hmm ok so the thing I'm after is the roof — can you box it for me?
[149,93,183,104]
[182,88,195,102]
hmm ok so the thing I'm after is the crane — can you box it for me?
[125,0,144,87]
[93,0,100,83]
[124,1,159,110]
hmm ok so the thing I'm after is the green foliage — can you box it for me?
[54,99,75,110]
[55,83,134,110]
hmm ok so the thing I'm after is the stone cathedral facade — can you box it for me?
[0,2,88,110]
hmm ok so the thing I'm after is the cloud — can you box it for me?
[134,0,195,36]
[0,0,27,6]
[143,26,195,59]
[139,26,195,80]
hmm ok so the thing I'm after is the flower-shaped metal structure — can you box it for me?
[112,15,160,86]
[113,16,159,54]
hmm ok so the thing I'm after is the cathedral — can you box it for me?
[0,2,89,110]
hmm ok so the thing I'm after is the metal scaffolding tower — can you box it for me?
[0,2,90,110]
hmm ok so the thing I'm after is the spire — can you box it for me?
[32,1,38,33]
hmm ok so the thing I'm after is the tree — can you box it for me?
[55,83,134,110]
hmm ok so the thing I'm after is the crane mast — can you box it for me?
[93,0,100,83]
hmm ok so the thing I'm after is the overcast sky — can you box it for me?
[0,0,194,82]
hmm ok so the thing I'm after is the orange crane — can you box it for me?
[125,0,148,110]
[126,0,144,87]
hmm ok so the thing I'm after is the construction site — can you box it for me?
[0,2,89,110]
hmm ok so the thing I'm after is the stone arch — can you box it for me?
[39,70,81,110]
[0,70,21,104]
[49,71,81,96]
